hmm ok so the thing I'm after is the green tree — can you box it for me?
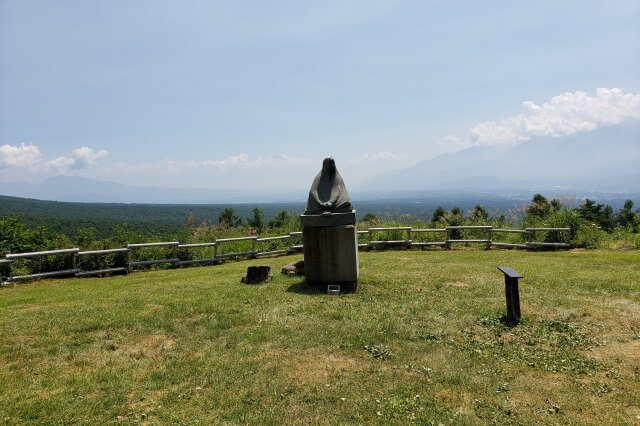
[550,198,563,213]
[470,205,488,222]
[218,208,242,228]
[186,212,195,229]
[577,199,614,231]
[247,207,265,233]
[615,199,639,231]
[431,206,446,224]
[0,216,28,255]
[449,206,463,218]
[527,194,551,218]
[361,212,379,224]
[268,210,293,229]
[75,227,97,249]
[447,207,465,239]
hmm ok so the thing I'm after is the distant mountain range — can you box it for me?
[0,122,638,203]
[360,122,640,194]
[0,175,307,204]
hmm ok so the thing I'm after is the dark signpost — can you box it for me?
[497,266,523,324]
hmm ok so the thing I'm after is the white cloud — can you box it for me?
[440,135,464,147]
[72,147,108,168]
[348,150,408,164]
[0,143,42,169]
[115,154,314,173]
[444,88,640,148]
[0,143,108,174]
[202,154,251,169]
[45,156,77,174]
[44,147,109,174]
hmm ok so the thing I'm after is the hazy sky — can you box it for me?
[1,1,639,190]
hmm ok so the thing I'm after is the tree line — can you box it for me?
[1,195,639,260]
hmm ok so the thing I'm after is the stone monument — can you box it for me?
[301,158,359,291]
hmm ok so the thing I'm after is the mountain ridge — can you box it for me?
[358,121,640,194]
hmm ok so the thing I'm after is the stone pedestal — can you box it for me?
[301,211,359,292]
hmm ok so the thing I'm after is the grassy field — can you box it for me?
[1,249,639,424]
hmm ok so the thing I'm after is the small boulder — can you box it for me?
[281,258,304,276]
[241,265,272,284]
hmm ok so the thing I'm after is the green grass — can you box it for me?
[1,250,639,424]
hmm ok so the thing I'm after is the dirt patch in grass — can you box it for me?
[434,388,474,413]
[577,298,640,337]
[444,281,470,288]
[139,303,164,315]
[590,339,640,363]
[282,350,361,385]
[507,371,570,416]
[76,330,176,368]
[609,298,640,317]
[126,333,175,360]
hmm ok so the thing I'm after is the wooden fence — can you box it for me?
[0,226,570,284]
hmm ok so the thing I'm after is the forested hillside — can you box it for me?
[0,195,303,238]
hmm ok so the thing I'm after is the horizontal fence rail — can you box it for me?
[127,242,179,269]
[5,248,79,259]
[1,226,571,285]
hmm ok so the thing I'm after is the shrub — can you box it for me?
[572,223,606,249]
[361,212,380,225]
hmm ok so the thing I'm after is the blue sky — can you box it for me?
[1,1,639,190]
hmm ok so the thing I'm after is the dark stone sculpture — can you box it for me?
[305,158,353,214]
[301,158,358,292]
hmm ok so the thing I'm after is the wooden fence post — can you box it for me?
[126,246,132,273]
[0,258,12,285]
[486,227,493,250]
[7,260,11,284]
[172,243,178,267]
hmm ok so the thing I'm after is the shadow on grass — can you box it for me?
[286,280,326,295]
[499,315,521,328]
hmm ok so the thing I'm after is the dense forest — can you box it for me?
[1,193,639,253]
[0,195,303,239]
[1,193,587,239]
[1,193,639,281]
